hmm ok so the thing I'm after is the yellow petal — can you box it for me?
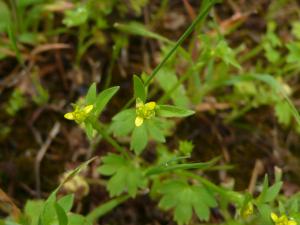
[288,220,297,225]
[135,117,144,127]
[136,101,144,108]
[145,101,156,110]
[271,213,279,222]
[83,105,94,114]
[64,112,75,120]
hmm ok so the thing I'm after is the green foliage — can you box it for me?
[0,1,10,33]
[98,153,147,197]
[133,75,147,102]
[5,89,27,116]
[159,179,217,224]
[4,1,300,225]
[63,4,89,27]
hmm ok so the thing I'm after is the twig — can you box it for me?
[34,122,61,198]
[248,159,264,194]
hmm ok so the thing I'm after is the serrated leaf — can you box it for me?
[145,120,165,142]
[156,68,189,107]
[94,86,119,116]
[133,75,147,102]
[174,202,193,225]
[98,153,126,175]
[130,125,148,155]
[159,180,216,224]
[110,109,136,137]
[157,105,195,118]
[98,154,146,197]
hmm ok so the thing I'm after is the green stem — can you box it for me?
[87,195,130,222]
[88,118,128,157]
[122,1,217,109]
[144,1,215,87]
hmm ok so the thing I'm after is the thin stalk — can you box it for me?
[144,1,215,87]
[88,118,128,157]
[87,195,130,222]
[122,1,216,109]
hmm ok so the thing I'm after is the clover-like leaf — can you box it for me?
[98,153,147,197]
[159,179,217,225]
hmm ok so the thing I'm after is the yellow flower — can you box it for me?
[271,212,297,225]
[64,104,94,124]
[241,202,253,219]
[135,99,156,127]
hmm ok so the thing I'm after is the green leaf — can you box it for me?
[94,86,119,116]
[179,140,194,155]
[174,202,193,225]
[68,214,92,225]
[17,0,44,8]
[84,122,94,140]
[24,200,45,225]
[130,125,148,155]
[145,120,165,142]
[57,194,74,213]
[87,195,129,223]
[40,192,57,225]
[262,182,282,203]
[159,180,216,224]
[63,4,89,27]
[85,83,97,105]
[257,174,282,204]
[0,1,10,33]
[114,22,171,43]
[98,153,126,176]
[145,157,219,176]
[156,68,189,107]
[112,109,136,121]
[275,101,292,126]
[292,21,300,40]
[98,154,146,197]
[157,105,195,118]
[257,204,273,225]
[55,203,68,225]
[133,75,147,102]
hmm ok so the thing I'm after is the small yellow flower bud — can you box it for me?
[271,212,297,225]
[64,104,94,124]
[134,99,156,127]
[241,202,253,219]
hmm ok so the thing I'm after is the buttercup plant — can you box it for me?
[3,1,300,225]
